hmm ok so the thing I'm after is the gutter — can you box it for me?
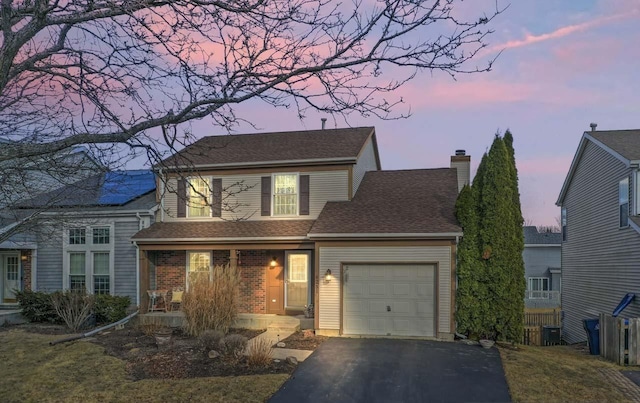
[158,157,357,171]
[307,232,463,239]
[132,236,308,244]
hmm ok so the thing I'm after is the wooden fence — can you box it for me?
[521,309,562,346]
[600,314,640,366]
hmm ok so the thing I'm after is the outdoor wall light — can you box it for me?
[20,251,28,261]
[325,269,332,281]
[270,257,277,267]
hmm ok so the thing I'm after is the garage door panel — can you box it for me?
[343,264,436,337]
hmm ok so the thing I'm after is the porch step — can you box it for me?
[0,310,26,325]
[139,312,302,331]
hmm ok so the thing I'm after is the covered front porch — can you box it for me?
[136,245,316,319]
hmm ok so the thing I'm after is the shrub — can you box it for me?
[94,294,130,324]
[15,290,60,323]
[199,329,225,353]
[246,337,273,368]
[219,334,247,362]
[182,264,241,336]
[50,290,95,332]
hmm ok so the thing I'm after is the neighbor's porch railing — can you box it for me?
[524,290,561,309]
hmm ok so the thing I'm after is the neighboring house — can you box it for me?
[0,170,157,306]
[522,226,561,309]
[133,127,469,339]
[557,126,640,343]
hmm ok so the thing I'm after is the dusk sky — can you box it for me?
[171,0,640,227]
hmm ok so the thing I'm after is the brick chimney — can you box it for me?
[450,149,470,193]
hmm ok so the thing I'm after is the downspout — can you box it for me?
[159,168,166,223]
[135,213,143,307]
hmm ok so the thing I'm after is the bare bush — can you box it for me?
[138,317,165,336]
[246,337,274,368]
[219,334,248,363]
[199,329,225,354]
[182,264,241,336]
[50,290,95,332]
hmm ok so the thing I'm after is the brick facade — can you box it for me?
[150,249,282,314]
[21,250,31,291]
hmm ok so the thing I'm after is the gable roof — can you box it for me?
[18,170,156,209]
[557,129,640,205]
[159,127,378,169]
[523,226,561,245]
[308,169,462,238]
[132,220,315,243]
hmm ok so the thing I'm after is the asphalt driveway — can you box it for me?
[269,338,511,403]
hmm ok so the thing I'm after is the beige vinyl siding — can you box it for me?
[162,178,179,220]
[352,139,378,196]
[162,170,349,221]
[318,246,453,337]
[450,160,470,192]
[562,140,640,343]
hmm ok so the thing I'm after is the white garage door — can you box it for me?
[343,264,436,337]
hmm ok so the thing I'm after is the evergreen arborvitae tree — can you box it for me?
[455,132,525,342]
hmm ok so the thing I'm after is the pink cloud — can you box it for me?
[485,10,638,54]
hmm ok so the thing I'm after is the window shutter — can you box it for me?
[211,178,222,217]
[177,179,186,218]
[300,175,310,215]
[261,176,271,216]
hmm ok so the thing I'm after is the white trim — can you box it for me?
[164,157,357,171]
[629,218,640,235]
[308,232,463,239]
[62,223,115,294]
[272,172,300,217]
[31,248,37,291]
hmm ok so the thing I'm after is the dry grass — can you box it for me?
[0,329,288,403]
[182,264,241,336]
[137,316,166,336]
[50,290,95,332]
[500,344,637,403]
[247,337,274,368]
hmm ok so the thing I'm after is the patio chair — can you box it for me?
[168,288,183,312]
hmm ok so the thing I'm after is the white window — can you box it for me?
[273,173,298,216]
[287,254,308,282]
[528,277,550,299]
[561,207,567,242]
[620,177,629,228]
[187,251,212,287]
[188,177,211,217]
[64,225,114,294]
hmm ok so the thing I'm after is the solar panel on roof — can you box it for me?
[98,170,156,205]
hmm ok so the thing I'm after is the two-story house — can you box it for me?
[133,127,469,339]
[557,125,640,343]
[523,226,561,309]
[9,170,157,306]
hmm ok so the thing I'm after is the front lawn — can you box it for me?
[0,329,288,403]
[500,343,637,403]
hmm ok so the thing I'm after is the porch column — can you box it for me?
[230,249,237,269]
[139,250,150,313]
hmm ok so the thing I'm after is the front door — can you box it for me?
[285,251,311,309]
[3,255,20,303]
[266,264,285,314]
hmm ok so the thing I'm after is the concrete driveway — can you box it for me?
[269,338,511,403]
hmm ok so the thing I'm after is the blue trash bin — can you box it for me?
[583,318,600,355]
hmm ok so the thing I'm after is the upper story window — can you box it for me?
[273,174,298,216]
[561,207,567,242]
[620,177,629,228]
[92,227,110,244]
[69,228,86,245]
[188,177,211,217]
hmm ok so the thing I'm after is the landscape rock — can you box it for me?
[302,329,315,338]
[208,350,220,359]
[274,359,281,363]
[276,342,286,348]
[286,356,298,365]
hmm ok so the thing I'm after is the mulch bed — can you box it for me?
[3,322,298,380]
[276,330,329,350]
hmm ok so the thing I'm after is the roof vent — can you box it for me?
[455,149,466,156]
[321,118,327,130]
[590,122,597,131]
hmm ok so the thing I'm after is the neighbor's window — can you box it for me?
[69,228,86,245]
[620,177,629,228]
[188,177,211,217]
[561,207,567,242]
[93,252,110,295]
[273,173,298,216]
[92,227,110,244]
[69,252,86,291]
[528,277,550,299]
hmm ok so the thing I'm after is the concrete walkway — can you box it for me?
[247,329,313,362]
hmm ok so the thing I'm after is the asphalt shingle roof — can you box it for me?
[589,129,640,161]
[523,226,562,244]
[160,127,374,167]
[132,220,315,241]
[309,169,461,235]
